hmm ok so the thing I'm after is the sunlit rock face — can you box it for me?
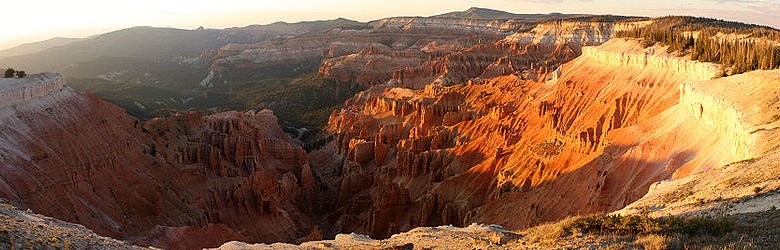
[0,74,320,249]
[310,38,749,238]
[618,69,780,218]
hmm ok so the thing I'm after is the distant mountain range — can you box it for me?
[0,37,83,59]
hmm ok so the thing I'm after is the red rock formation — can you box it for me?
[0,75,321,249]
[310,38,733,238]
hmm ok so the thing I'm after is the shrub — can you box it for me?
[16,71,25,78]
[659,216,734,236]
[565,214,733,237]
[566,214,659,235]
[4,68,15,78]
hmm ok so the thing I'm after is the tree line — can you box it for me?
[615,16,780,75]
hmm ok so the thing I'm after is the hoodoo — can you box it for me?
[309,37,736,238]
[0,74,320,249]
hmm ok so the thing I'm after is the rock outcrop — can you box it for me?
[0,73,64,107]
[0,74,321,249]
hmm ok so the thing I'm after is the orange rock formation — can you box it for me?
[310,38,758,238]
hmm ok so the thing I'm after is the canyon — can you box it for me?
[0,74,322,249]
[0,8,779,250]
[310,37,737,238]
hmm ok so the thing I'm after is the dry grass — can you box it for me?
[636,234,668,250]
[521,216,580,245]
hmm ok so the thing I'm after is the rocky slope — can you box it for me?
[0,198,143,249]
[308,38,737,239]
[0,74,322,249]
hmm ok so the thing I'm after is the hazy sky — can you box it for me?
[1,0,778,50]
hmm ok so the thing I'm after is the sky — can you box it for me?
[1,0,778,50]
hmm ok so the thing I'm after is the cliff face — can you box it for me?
[310,38,736,238]
[672,70,780,175]
[581,41,717,80]
[0,74,320,249]
[615,69,780,218]
[503,20,651,46]
[367,16,530,34]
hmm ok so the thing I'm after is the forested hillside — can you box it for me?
[616,16,780,74]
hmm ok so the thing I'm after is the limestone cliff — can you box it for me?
[503,20,651,46]
[0,73,65,107]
